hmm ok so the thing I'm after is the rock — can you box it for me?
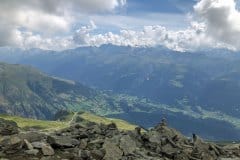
[192,134,204,146]
[78,150,90,159]
[78,133,89,139]
[91,149,105,160]
[92,125,102,134]
[42,145,55,156]
[24,139,33,150]
[191,141,218,160]
[40,157,53,160]
[0,118,19,135]
[0,119,239,160]
[134,127,142,137]
[88,139,104,149]
[161,143,179,158]
[0,151,6,158]
[103,139,123,160]
[223,144,240,150]
[18,132,46,142]
[160,118,167,126]
[73,123,86,129]
[0,136,23,154]
[107,123,117,130]
[79,139,88,149]
[120,135,137,155]
[147,131,162,144]
[219,158,240,160]
[25,149,39,155]
[31,142,46,149]
[47,136,79,148]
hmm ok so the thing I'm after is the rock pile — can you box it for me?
[0,119,240,160]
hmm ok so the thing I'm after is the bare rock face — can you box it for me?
[0,118,240,160]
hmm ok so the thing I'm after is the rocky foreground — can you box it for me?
[0,118,240,160]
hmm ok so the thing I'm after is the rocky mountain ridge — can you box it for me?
[1,46,240,140]
[0,62,163,121]
[0,118,239,160]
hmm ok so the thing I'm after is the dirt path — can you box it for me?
[68,112,77,125]
[41,112,78,132]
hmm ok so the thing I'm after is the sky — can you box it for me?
[0,0,240,52]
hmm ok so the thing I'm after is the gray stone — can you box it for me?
[47,136,79,148]
[0,118,19,135]
[18,132,46,142]
[91,149,105,160]
[79,150,90,159]
[148,131,162,144]
[103,139,123,160]
[0,136,23,154]
[31,141,46,149]
[25,149,39,155]
[42,145,55,156]
[120,135,137,155]
[79,139,88,149]
[24,139,33,150]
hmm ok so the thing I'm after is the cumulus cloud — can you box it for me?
[194,0,240,50]
[17,20,213,51]
[1,0,240,52]
[73,20,97,45]
[16,31,75,50]
[72,21,212,52]
[68,0,240,52]
[0,0,126,47]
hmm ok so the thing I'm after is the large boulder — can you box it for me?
[0,118,19,135]
[0,136,23,154]
[191,134,219,160]
[103,139,123,160]
[18,132,46,142]
[119,135,137,155]
[41,145,55,156]
[47,135,79,148]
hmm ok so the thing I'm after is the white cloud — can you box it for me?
[72,21,213,52]
[16,31,75,50]
[1,0,240,52]
[17,20,213,52]
[194,0,240,50]
[73,20,97,45]
[71,0,240,52]
[0,0,126,47]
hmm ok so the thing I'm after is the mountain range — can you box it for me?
[0,62,151,120]
[0,45,240,140]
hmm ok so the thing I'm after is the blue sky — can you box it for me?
[0,0,240,51]
[127,0,195,14]
[88,0,196,31]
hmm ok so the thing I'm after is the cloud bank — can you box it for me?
[0,0,240,51]
[0,0,125,47]
[72,22,211,52]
